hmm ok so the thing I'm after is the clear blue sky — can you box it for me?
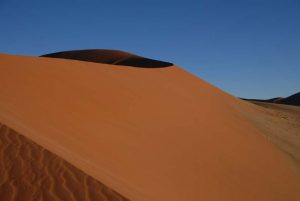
[0,0,299,99]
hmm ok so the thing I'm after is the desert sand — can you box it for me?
[243,101,300,175]
[0,123,128,201]
[0,53,300,201]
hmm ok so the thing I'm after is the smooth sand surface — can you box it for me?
[0,123,129,201]
[243,101,300,175]
[0,54,300,201]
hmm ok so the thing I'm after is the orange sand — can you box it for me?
[0,54,300,201]
[0,123,129,201]
[242,101,300,175]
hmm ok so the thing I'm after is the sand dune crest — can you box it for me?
[41,49,173,68]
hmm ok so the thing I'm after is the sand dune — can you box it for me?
[0,123,129,201]
[277,92,300,106]
[242,92,300,106]
[243,101,300,175]
[0,53,300,201]
[41,49,173,68]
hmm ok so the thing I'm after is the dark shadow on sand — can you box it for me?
[41,49,173,68]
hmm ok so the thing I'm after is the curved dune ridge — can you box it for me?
[0,53,300,201]
[41,49,173,68]
[0,123,129,201]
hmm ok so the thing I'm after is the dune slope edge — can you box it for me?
[242,101,300,175]
[0,123,129,201]
[0,54,300,201]
[41,49,173,68]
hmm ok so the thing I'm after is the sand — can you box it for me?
[243,101,300,175]
[0,123,129,201]
[0,53,300,201]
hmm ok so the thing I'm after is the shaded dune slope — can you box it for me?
[242,92,300,106]
[241,97,283,103]
[0,123,129,201]
[277,92,300,106]
[41,49,173,68]
[0,54,300,201]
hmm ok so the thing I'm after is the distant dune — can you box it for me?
[242,92,300,106]
[0,123,128,201]
[41,49,173,68]
[277,92,300,106]
[0,52,300,201]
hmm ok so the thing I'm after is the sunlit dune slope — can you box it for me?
[0,54,300,201]
[241,101,300,175]
[0,123,129,201]
[41,49,173,68]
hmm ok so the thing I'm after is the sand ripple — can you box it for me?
[0,123,129,201]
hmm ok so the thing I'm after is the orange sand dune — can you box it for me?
[41,49,173,68]
[0,123,129,201]
[0,53,300,201]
